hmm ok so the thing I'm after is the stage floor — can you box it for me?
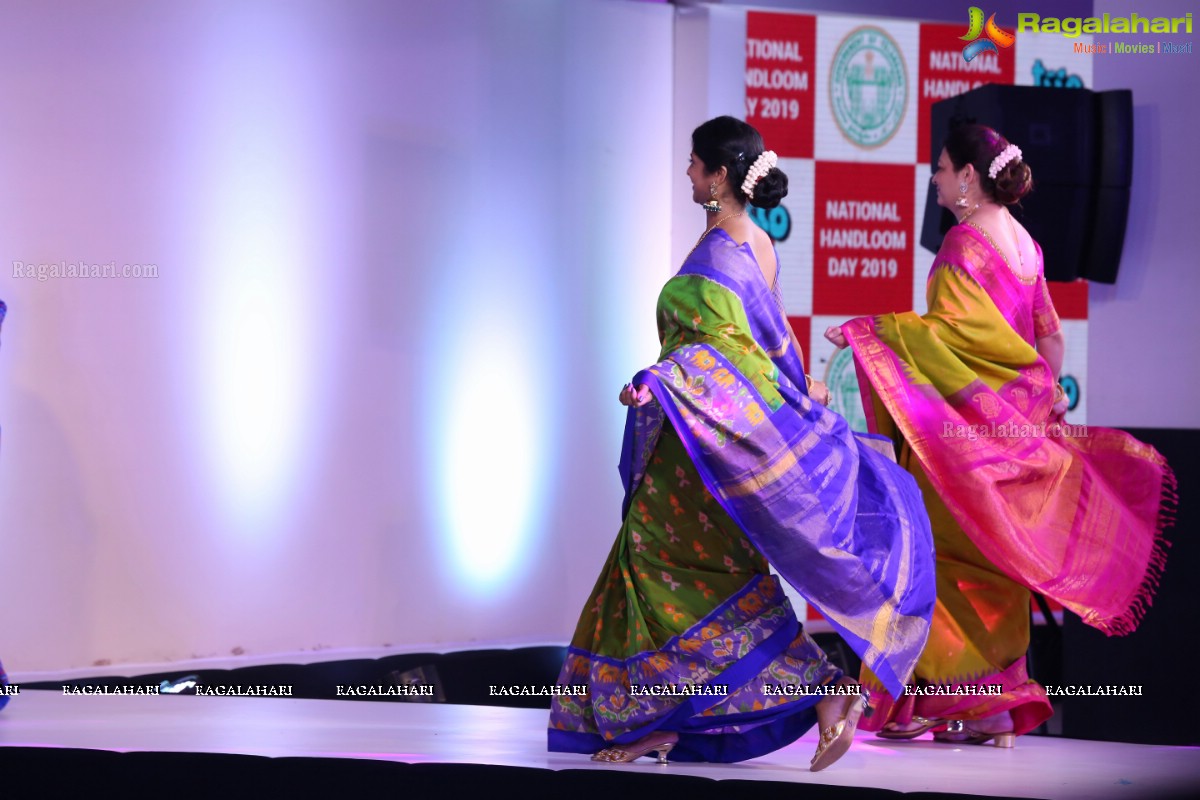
[1,689,1197,799]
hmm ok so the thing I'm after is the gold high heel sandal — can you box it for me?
[933,720,1015,748]
[591,731,679,764]
[810,683,871,772]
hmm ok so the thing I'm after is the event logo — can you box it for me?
[824,346,867,433]
[960,7,1016,62]
[829,27,907,149]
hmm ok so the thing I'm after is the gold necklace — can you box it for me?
[958,203,981,223]
[686,211,745,261]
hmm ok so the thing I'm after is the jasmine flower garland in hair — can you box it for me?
[988,144,1022,179]
[742,150,778,200]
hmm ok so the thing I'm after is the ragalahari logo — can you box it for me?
[961,7,1016,62]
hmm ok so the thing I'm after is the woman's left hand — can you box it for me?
[824,325,848,348]
[620,383,653,407]
[809,379,832,406]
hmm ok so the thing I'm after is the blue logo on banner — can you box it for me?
[751,205,792,242]
[1061,374,1080,410]
[1031,59,1084,88]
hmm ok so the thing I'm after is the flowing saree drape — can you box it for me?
[548,230,934,761]
[841,224,1174,731]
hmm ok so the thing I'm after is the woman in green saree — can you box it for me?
[547,117,936,770]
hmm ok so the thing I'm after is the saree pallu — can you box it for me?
[549,230,935,761]
[841,224,1174,731]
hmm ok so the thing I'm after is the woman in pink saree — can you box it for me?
[826,124,1174,747]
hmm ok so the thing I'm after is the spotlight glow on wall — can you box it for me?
[428,280,550,594]
[187,7,328,539]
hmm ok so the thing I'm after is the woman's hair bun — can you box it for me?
[749,167,788,209]
[992,160,1033,205]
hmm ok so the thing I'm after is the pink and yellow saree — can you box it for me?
[840,224,1174,733]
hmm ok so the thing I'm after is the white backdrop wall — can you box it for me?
[1087,0,1200,428]
[0,0,673,672]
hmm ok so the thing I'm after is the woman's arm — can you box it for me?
[1036,330,1064,381]
[1037,330,1068,415]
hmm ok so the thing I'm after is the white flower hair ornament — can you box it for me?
[741,150,778,200]
[988,144,1022,180]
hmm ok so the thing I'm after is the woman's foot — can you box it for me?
[810,678,869,772]
[875,716,946,740]
[591,730,679,764]
[933,712,1015,748]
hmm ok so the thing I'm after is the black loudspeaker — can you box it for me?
[921,85,1133,284]
[1084,91,1134,283]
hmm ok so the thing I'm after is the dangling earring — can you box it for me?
[955,181,969,208]
[702,183,722,213]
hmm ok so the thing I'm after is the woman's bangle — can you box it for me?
[1053,382,1065,403]
[805,373,814,392]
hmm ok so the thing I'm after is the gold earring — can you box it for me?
[955,181,969,208]
[702,183,722,213]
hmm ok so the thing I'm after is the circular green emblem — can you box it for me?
[824,346,867,434]
[829,26,907,148]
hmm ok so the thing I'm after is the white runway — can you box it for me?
[0,689,1197,799]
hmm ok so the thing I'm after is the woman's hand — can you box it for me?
[809,379,832,406]
[619,383,653,407]
[1049,381,1069,418]
[824,325,848,349]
